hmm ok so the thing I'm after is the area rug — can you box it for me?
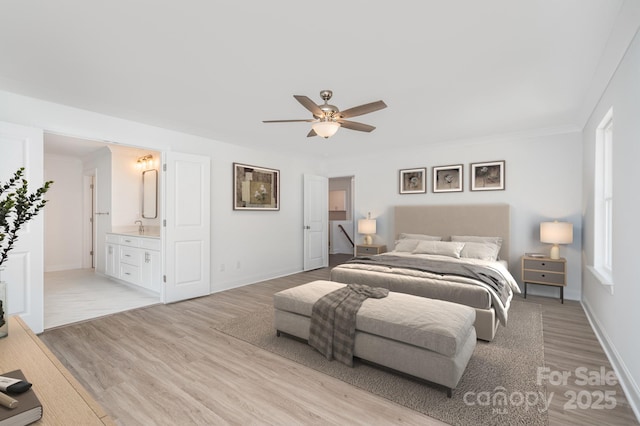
[214,300,548,426]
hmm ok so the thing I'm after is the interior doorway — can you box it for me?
[328,176,355,255]
[43,132,161,329]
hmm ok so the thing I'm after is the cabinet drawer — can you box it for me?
[523,270,565,286]
[523,259,565,273]
[119,236,141,247]
[120,246,142,266]
[119,263,141,285]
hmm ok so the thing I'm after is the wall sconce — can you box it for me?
[136,155,154,170]
[540,221,573,259]
[358,212,377,245]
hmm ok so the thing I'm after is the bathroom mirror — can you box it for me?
[142,169,158,219]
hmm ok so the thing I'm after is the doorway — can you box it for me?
[328,176,355,256]
[43,133,161,329]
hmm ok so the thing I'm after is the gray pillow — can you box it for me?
[459,241,501,261]
[393,239,422,253]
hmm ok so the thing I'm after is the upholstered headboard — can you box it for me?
[394,204,511,263]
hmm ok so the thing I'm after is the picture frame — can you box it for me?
[399,168,426,194]
[233,162,280,210]
[470,160,505,191]
[433,164,463,193]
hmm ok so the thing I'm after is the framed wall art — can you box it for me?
[233,162,280,210]
[433,164,463,193]
[470,160,505,191]
[399,168,426,194]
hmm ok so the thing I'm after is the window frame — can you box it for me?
[590,107,614,286]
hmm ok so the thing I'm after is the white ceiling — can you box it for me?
[0,1,637,159]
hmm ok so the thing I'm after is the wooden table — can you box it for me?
[0,316,114,425]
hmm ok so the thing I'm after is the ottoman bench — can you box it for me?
[273,280,477,397]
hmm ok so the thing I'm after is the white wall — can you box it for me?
[43,154,84,271]
[325,130,583,300]
[110,146,161,230]
[0,90,322,293]
[582,29,640,417]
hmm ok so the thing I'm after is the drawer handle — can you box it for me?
[124,272,131,275]
[125,254,131,257]
[541,262,546,266]
[541,274,545,277]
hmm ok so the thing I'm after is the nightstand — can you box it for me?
[521,256,567,303]
[356,244,387,256]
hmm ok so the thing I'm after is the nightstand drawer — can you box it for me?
[523,270,565,286]
[356,245,386,255]
[523,259,565,273]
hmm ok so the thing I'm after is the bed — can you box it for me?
[330,204,521,341]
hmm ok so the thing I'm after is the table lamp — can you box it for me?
[358,212,377,245]
[540,221,573,259]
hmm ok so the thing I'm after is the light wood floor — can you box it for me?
[40,256,638,425]
[44,268,160,329]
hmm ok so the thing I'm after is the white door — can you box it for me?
[163,152,211,303]
[0,121,45,333]
[303,174,328,271]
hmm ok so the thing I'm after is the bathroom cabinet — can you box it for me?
[105,233,161,293]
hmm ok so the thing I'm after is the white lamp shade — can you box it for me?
[358,219,376,235]
[312,121,340,138]
[540,221,573,244]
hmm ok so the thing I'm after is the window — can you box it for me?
[591,107,613,285]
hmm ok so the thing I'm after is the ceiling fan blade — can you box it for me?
[307,129,317,137]
[336,119,376,132]
[262,119,315,123]
[294,95,324,117]
[338,100,387,119]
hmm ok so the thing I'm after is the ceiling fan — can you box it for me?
[263,90,387,138]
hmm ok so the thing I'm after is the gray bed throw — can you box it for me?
[309,283,389,366]
[347,255,511,305]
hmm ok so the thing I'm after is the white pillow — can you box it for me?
[393,239,421,253]
[451,235,503,249]
[459,242,501,261]
[412,240,465,258]
[398,233,442,241]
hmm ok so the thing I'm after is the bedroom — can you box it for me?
[0,1,639,424]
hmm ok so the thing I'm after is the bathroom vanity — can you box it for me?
[105,232,161,293]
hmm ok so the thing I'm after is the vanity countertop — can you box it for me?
[108,230,160,238]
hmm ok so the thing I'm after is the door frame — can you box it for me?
[82,170,97,269]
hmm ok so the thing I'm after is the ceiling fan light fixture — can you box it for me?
[312,121,340,138]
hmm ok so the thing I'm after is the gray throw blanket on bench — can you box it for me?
[309,283,389,366]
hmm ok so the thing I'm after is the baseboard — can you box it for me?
[211,266,302,294]
[582,298,640,422]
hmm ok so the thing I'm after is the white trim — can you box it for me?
[582,298,640,422]
[587,265,614,295]
[594,107,614,284]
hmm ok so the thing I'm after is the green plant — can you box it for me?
[0,168,53,267]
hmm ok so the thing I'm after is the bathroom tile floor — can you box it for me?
[44,268,160,329]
